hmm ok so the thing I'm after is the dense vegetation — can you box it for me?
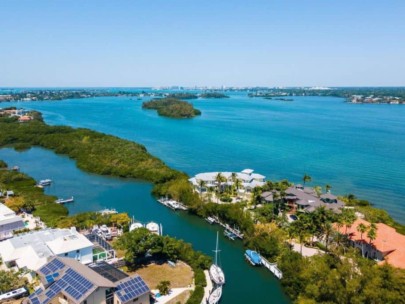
[0,89,166,102]
[248,87,405,99]
[0,116,198,225]
[0,164,132,228]
[199,92,229,98]
[167,93,198,99]
[142,98,201,118]
[0,270,28,294]
[279,249,405,303]
[115,228,210,304]
[2,113,405,303]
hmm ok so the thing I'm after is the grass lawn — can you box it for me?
[134,262,194,289]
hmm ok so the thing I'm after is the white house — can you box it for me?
[189,169,266,194]
[0,202,25,240]
[0,227,94,272]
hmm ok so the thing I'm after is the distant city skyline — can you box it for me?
[1,0,404,87]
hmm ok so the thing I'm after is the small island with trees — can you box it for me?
[199,92,229,99]
[142,98,201,118]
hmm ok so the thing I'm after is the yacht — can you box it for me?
[55,196,74,204]
[207,285,222,304]
[146,222,162,235]
[38,179,52,187]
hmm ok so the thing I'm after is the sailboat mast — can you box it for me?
[214,231,220,266]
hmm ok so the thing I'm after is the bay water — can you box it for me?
[1,92,405,303]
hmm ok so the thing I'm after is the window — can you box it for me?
[76,250,80,253]
[64,253,68,257]
[133,298,138,302]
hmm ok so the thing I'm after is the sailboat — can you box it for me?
[209,231,225,285]
[207,285,222,304]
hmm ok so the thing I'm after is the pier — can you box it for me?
[259,254,283,279]
[157,197,188,211]
[212,216,244,239]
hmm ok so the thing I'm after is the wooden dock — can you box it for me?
[259,254,283,279]
[212,216,244,239]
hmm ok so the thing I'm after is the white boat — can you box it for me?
[157,197,188,211]
[206,216,216,224]
[98,208,118,215]
[146,222,162,235]
[55,196,74,204]
[207,286,222,304]
[38,179,52,187]
[209,232,225,285]
[129,222,144,232]
[166,200,180,210]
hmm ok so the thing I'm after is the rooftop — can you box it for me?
[0,227,93,270]
[26,257,149,304]
[336,218,405,269]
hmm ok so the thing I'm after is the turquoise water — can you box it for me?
[0,147,289,303]
[1,92,405,303]
[3,93,405,222]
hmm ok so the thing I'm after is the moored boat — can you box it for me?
[207,285,222,304]
[55,196,74,204]
[38,179,52,187]
[245,249,261,266]
[98,208,118,215]
[129,222,144,232]
[224,229,236,240]
[209,231,225,285]
[146,221,162,235]
[206,216,216,224]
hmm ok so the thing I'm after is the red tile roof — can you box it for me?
[335,218,405,269]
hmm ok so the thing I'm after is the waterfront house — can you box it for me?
[0,202,25,240]
[335,218,405,269]
[284,185,344,213]
[0,227,94,272]
[18,115,33,122]
[189,169,266,194]
[24,257,150,304]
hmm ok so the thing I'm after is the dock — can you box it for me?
[157,197,188,211]
[259,254,283,279]
[202,270,213,304]
[212,216,244,239]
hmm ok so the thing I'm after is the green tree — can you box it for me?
[340,208,356,234]
[197,179,206,199]
[156,280,171,295]
[367,223,377,247]
[357,223,368,257]
[215,173,225,194]
[302,174,312,186]
[325,184,332,192]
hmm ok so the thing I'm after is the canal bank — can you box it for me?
[0,147,290,304]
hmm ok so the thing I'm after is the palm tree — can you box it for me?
[357,223,368,257]
[215,173,225,193]
[367,223,377,247]
[231,172,237,195]
[290,216,311,255]
[251,187,262,207]
[197,179,206,200]
[325,184,332,193]
[302,174,312,186]
[341,209,356,234]
[314,186,322,197]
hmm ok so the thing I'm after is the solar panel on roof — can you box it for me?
[30,298,40,304]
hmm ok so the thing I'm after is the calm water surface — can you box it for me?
[0,147,289,304]
[3,93,405,222]
[1,93,405,303]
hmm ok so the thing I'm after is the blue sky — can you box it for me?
[1,0,404,87]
